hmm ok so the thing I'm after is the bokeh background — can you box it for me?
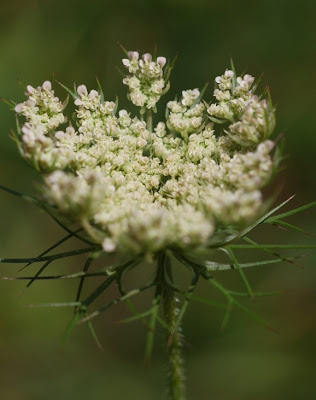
[0,1,315,399]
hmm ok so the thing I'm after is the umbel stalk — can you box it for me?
[159,253,186,400]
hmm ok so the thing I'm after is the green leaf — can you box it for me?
[62,313,81,348]
[0,97,16,109]
[113,95,119,115]
[266,201,316,222]
[56,81,77,100]
[163,54,177,82]
[204,275,274,331]
[0,247,95,264]
[242,237,303,268]
[251,72,264,94]
[221,298,233,331]
[95,76,104,102]
[237,195,295,239]
[20,229,81,272]
[28,302,82,308]
[208,115,228,124]
[17,78,26,90]
[118,308,154,324]
[152,44,157,61]
[193,82,209,106]
[224,247,254,298]
[79,281,155,323]
[144,294,161,366]
[0,184,39,205]
[174,271,199,329]
[232,296,275,332]
[0,184,95,246]
[229,290,282,297]
[26,259,53,288]
[269,219,313,237]
[161,81,170,96]
[2,269,115,282]
[87,321,103,350]
[191,295,227,310]
[230,58,237,91]
[230,244,316,250]
[41,206,95,246]
[123,299,168,331]
[117,42,128,56]
[115,258,143,294]
[75,257,94,308]
[82,275,116,307]
[184,256,298,272]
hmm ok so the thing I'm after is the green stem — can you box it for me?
[160,253,186,400]
[0,247,95,264]
[146,109,153,133]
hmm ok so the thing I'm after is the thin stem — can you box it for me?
[160,253,186,400]
[20,228,82,272]
[146,109,153,133]
[0,247,95,264]
[229,244,316,249]
[0,184,94,246]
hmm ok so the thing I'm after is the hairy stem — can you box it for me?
[160,253,186,400]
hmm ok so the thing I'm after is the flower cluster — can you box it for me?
[14,51,276,255]
[166,90,205,142]
[122,51,168,111]
[14,81,69,171]
[207,70,275,146]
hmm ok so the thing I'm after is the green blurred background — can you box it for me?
[0,1,315,399]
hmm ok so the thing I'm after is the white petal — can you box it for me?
[225,70,234,78]
[25,85,35,95]
[128,51,139,60]
[14,103,24,113]
[142,53,152,62]
[77,85,88,96]
[89,90,99,99]
[122,58,130,67]
[42,81,52,91]
[157,56,166,67]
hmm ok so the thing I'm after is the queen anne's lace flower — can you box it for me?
[14,51,276,255]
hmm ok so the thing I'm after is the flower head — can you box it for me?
[14,52,277,256]
[122,51,169,112]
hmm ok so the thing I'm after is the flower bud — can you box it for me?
[128,51,139,60]
[142,53,152,62]
[225,70,234,78]
[157,57,167,68]
[119,109,128,117]
[243,74,255,86]
[102,238,116,252]
[77,85,88,96]
[25,85,35,96]
[122,59,130,67]
[42,81,52,91]
[54,131,64,140]
[89,90,99,99]
[14,103,24,113]
[26,98,36,107]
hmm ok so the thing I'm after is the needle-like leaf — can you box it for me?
[144,293,161,366]
[223,247,254,298]
[0,247,95,264]
[266,201,316,222]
